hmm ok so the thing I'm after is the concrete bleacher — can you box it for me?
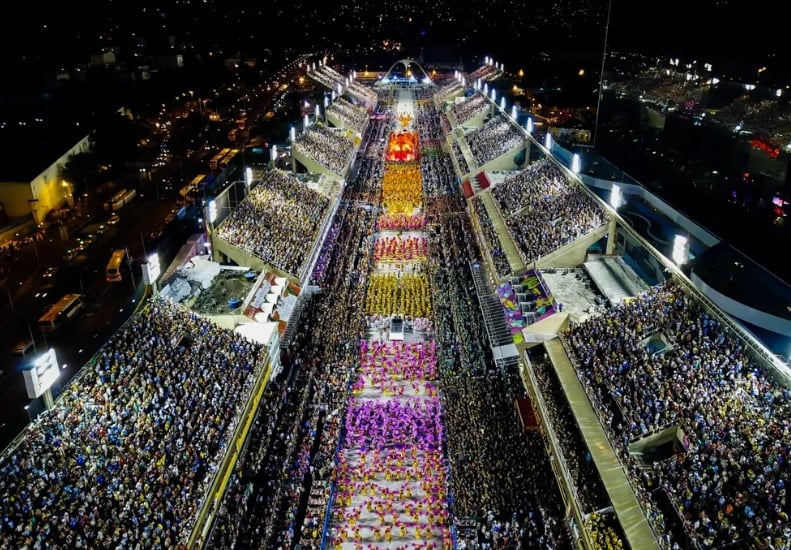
[583,255,650,306]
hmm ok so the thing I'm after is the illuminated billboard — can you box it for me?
[23,348,59,399]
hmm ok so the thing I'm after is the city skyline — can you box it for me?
[2,1,787,85]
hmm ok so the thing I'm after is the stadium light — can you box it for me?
[304,114,310,131]
[289,127,296,143]
[491,89,496,101]
[500,96,506,109]
[511,105,518,119]
[245,166,253,187]
[315,104,320,118]
[672,234,689,266]
[525,117,533,134]
[544,132,552,150]
[610,184,623,209]
[572,153,581,174]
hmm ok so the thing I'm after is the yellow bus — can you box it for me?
[219,148,239,169]
[38,293,85,331]
[209,148,231,170]
[106,249,126,282]
[180,174,207,198]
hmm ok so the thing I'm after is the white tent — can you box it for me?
[234,320,278,347]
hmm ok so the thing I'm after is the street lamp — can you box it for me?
[62,179,74,208]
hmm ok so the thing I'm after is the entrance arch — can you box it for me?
[378,58,433,86]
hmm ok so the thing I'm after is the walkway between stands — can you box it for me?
[543,337,659,550]
[477,189,524,274]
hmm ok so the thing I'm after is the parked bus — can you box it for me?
[179,174,207,199]
[106,188,137,212]
[38,293,85,331]
[107,190,126,211]
[105,249,126,282]
[209,148,231,170]
[219,148,239,169]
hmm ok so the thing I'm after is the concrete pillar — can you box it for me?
[605,217,618,255]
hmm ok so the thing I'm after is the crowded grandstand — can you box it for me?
[2,56,789,550]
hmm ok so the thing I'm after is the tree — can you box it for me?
[59,151,100,196]
[90,109,151,170]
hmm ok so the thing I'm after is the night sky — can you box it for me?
[1,1,786,87]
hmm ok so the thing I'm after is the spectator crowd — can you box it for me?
[562,280,791,548]
[215,168,332,277]
[293,122,357,178]
[464,112,526,168]
[0,297,266,549]
[327,96,370,135]
[11,63,774,550]
[489,157,607,265]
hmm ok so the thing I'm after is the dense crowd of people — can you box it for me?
[206,128,383,547]
[373,234,428,263]
[441,372,573,549]
[487,158,607,265]
[466,63,500,83]
[347,81,379,107]
[0,297,266,548]
[451,139,471,175]
[215,168,332,277]
[562,279,791,548]
[328,103,454,549]
[469,195,512,278]
[293,122,357,177]
[376,212,426,231]
[12,64,784,550]
[365,272,432,318]
[465,112,526,168]
[326,96,370,135]
[432,80,464,106]
[529,353,618,518]
[307,62,346,92]
[449,93,490,125]
[381,162,424,214]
